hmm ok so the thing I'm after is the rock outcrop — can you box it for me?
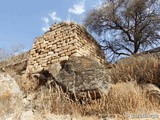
[55,56,111,101]
[18,56,111,103]
[0,72,23,119]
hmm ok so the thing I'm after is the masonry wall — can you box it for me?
[27,22,105,72]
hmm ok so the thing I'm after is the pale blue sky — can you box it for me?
[0,0,101,52]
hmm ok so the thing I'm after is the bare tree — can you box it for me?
[0,44,25,61]
[84,0,160,61]
[11,44,25,56]
[0,48,8,61]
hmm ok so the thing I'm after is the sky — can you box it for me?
[0,0,102,52]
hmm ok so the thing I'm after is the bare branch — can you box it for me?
[84,0,160,61]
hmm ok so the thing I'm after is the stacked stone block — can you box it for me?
[27,22,105,72]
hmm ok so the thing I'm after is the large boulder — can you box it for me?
[0,71,23,119]
[17,56,111,103]
[47,63,62,78]
[55,56,111,102]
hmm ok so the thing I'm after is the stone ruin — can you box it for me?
[27,22,106,72]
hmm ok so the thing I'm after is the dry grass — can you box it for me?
[29,81,159,119]
[104,82,159,115]
[0,51,29,68]
[1,54,160,119]
[30,55,160,119]
[110,55,160,85]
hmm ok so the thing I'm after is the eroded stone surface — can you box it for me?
[0,72,23,119]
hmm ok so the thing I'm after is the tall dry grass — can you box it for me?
[110,55,160,86]
[1,54,159,119]
[30,81,159,119]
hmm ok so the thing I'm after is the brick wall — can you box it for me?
[27,22,105,72]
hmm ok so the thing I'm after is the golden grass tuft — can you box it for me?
[104,82,159,115]
[110,55,160,85]
[30,81,159,119]
[0,90,11,101]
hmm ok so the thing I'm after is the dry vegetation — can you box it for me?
[111,55,160,85]
[22,55,159,119]
[0,54,160,120]
[32,82,159,119]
